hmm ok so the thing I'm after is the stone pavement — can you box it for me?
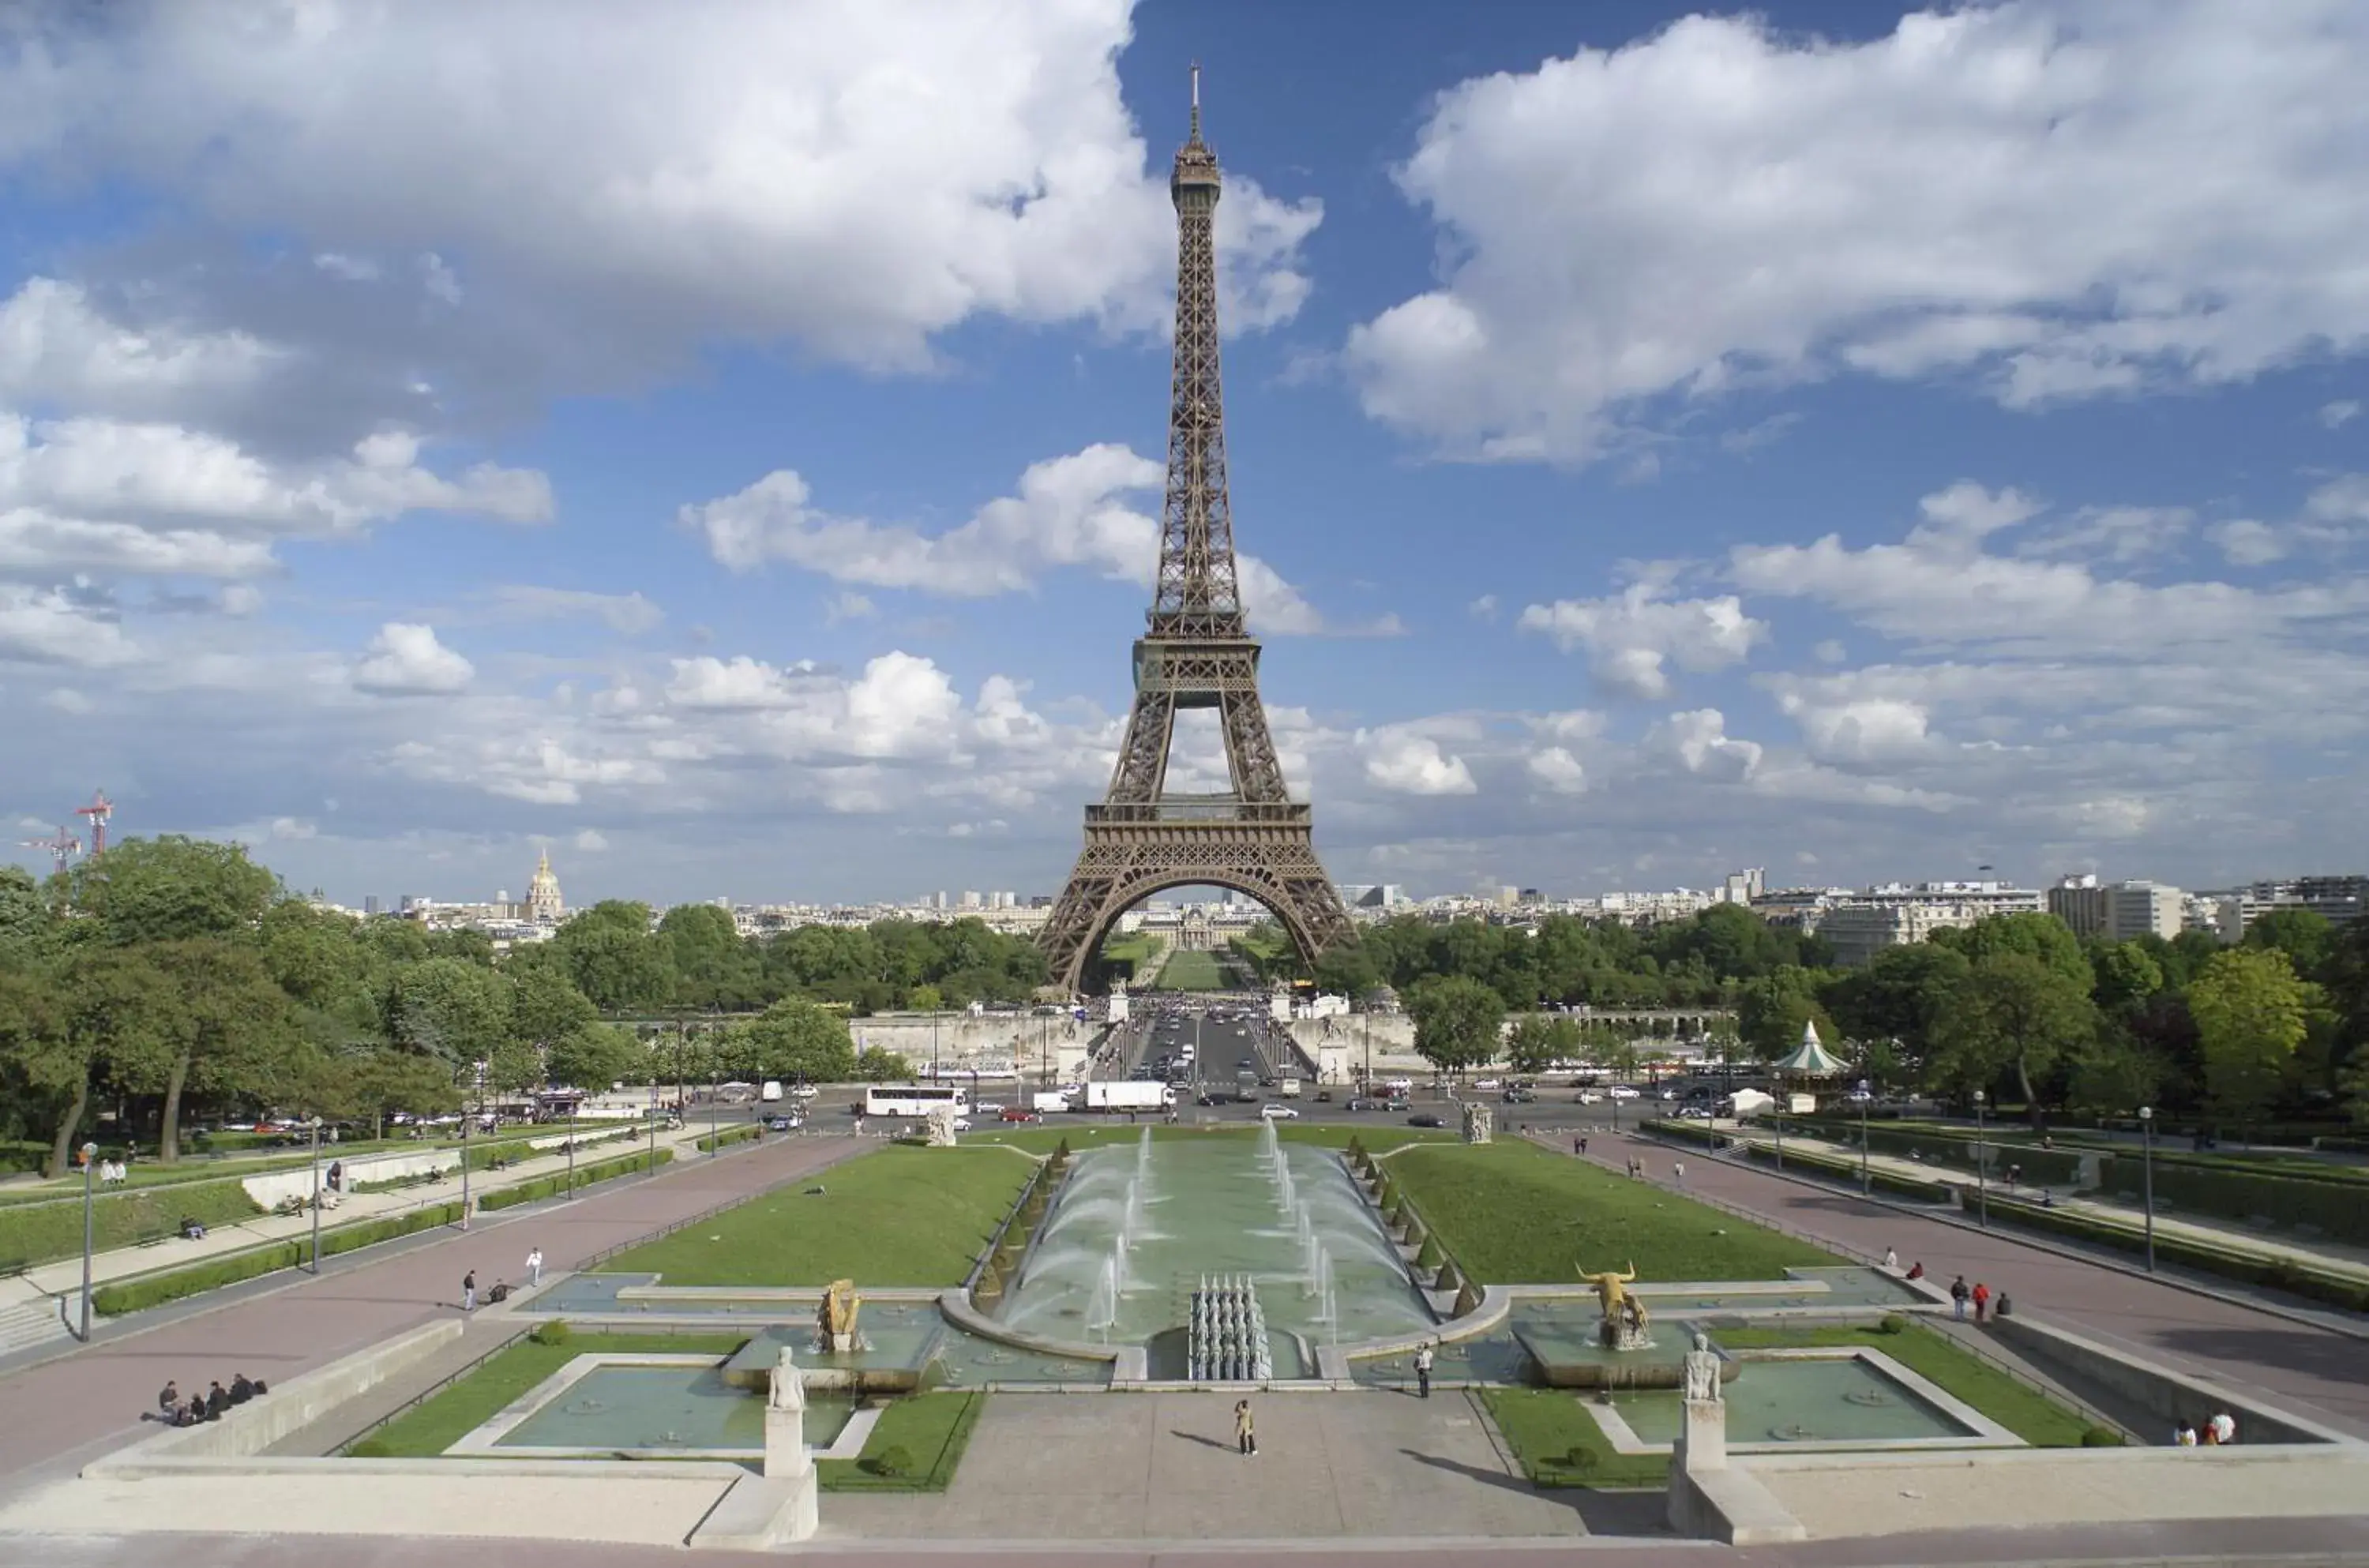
[824,1389,1622,1543]
[1,1119,711,1311]
[1713,1127,2369,1286]
[0,1130,857,1497]
[1545,1131,2369,1439]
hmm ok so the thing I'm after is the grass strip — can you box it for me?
[1707,1322,2097,1446]
[1479,1387,1668,1488]
[819,1391,984,1491]
[345,1331,746,1457]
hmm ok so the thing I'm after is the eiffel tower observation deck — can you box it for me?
[1036,71,1353,996]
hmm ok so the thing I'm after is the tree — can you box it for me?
[1735,967,1835,1062]
[387,957,510,1065]
[554,901,678,1011]
[507,960,599,1054]
[1935,911,2089,987]
[0,865,54,964]
[141,939,302,1161]
[1930,952,2097,1124]
[67,835,280,946]
[1405,976,1504,1077]
[548,1022,644,1093]
[347,1049,462,1139]
[1825,943,1970,1083]
[2086,940,2165,1019]
[854,1046,912,1082]
[661,902,759,1008]
[2187,947,2315,1129]
[2243,909,2335,978]
[2064,1032,2165,1117]
[736,999,856,1082]
[1504,1014,1579,1076]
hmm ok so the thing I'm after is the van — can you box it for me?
[760,1081,783,1103]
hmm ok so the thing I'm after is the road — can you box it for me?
[0,1131,856,1496]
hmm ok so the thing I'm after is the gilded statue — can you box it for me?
[1576,1260,1649,1334]
[818,1278,862,1341]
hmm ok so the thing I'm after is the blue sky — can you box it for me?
[2,0,2365,907]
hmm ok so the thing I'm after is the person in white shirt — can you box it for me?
[2208,1412,2236,1446]
[1883,1247,1898,1270]
[525,1247,544,1288]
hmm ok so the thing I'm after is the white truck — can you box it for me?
[1083,1081,1173,1112]
[1031,1090,1075,1115]
[1278,1076,1301,1099]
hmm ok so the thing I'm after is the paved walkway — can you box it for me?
[0,1131,856,1497]
[1717,1126,2369,1285]
[1547,1131,2369,1439]
[2,1121,711,1310]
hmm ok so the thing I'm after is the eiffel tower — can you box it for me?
[1038,72,1353,995]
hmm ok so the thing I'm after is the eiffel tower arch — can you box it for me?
[1038,72,1353,995]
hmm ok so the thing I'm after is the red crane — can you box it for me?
[75,789,113,857]
[20,824,81,875]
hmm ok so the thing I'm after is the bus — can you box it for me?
[862,1084,973,1120]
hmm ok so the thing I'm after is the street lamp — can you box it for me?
[2138,1105,2157,1273]
[307,1116,324,1274]
[1973,1089,1988,1229]
[1857,1075,1872,1196]
[460,1065,475,1232]
[567,1093,578,1199]
[77,1141,97,1341]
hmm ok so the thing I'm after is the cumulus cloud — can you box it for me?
[687,443,1338,635]
[0,277,280,420]
[1526,747,1589,795]
[1774,694,1935,763]
[665,655,820,711]
[1346,4,2369,461]
[1516,583,1764,698]
[1357,726,1477,796]
[573,828,610,853]
[0,583,135,666]
[352,623,474,696]
[489,586,662,635]
[2322,400,2362,430]
[0,3,1319,385]
[1650,709,1762,782]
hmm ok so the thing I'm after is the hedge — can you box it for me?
[1982,1192,2369,1314]
[1737,1140,1955,1203]
[0,1179,264,1275]
[695,1124,763,1153]
[1789,1118,2084,1187]
[91,1200,467,1315]
[2092,1157,2369,1247]
[477,1148,671,1212]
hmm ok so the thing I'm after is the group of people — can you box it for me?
[459,1248,546,1311]
[1947,1274,2010,1322]
[2175,1412,2239,1446]
[88,1157,132,1186]
[150,1374,265,1426]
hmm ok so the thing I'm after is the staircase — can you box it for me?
[0,1295,72,1357]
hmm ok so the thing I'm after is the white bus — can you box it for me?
[862,1084,973,1120]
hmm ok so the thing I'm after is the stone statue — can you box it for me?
[817,1278,862,1352]
[768,1345,806,1411]
[1461,1101,1494,1145]
[1682,1332,1722,1403]
[924,1105,959,1147]
[1578,1260,1650,1350]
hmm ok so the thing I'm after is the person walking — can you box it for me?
[526,1247,544,1288]
[1579,1136,1588,1157]
[462,1269,479,1312]
[1672,1160,1686,1187]
[1949,1275,1970,1321]
[1414,1342,1436,1399]
[1233,1398,1256,1457]
[1972,1281,1991,1324]
[1883,1246,1898,1270]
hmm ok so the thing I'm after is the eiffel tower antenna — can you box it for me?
[1037,74,1353,995]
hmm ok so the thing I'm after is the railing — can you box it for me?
[965,1156,1053,1292]
[1087,801,1309,826]
[331,1327,534,1454]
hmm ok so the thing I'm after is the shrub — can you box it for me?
[2080,1425,2125,1447]
[1559,1444,1600,1472]
[529,1319,572,1347]
[0,1178,264,1274]
[862,1444,915,1478]
[478,1149,670,1213]
[1414,1234,1444,1270]
[694,1125,762,1153]
[92,1200,464,1315]
[1877,1314,1909,1335]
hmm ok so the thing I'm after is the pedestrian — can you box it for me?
[1972,1281,1991,1323]
[1414,1341,1435,1399]
[1994,1291,2013,1319]
[1905,1260,1924,1281]
[1673,1160,1686,1186]
[2208,1411,2236,1446]
[1234,1398,1256,1457]
[1883,1246,1898,1270]
[462,1269,478,1312]
[2175,1419,2198,1446]
[1579,1136,1588,1157]
[526,1247,544,1287]
[1949,1275,1970,1320]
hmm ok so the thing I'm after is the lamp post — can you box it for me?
[708,1054,720,1157]
[307,1116,323,1274]
[2138,1105,2157,1273]
[77,1141,97,1341]
[1857,1075,1872,1196]
[1973,1089,1988,1229]
[567,1093,578,1199]
[1771,1074,1782,1170]
[460,1066,474,1232]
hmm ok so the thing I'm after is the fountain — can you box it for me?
[1087,1254,1120,1343]
[1577,1261,1652,1353]
[1187,1274,1275,1382]
[814,1279,870,1356]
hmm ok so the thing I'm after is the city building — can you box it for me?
[527,850,565,924]
[2048,874,2183,942]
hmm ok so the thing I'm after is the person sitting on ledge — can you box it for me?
[205,1381,230,1419]
[228,1374,255,1405]
[1905,1261,1925,1281]
[486,1279,512,1304]
[157,1381,179,1417]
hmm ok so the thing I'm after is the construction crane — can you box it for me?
[20,824,81,875]
[75,789,113,857]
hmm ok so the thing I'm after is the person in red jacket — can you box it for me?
[1972,1281,1992,1323]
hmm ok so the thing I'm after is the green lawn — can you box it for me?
[1706,1323,2098,1446]
[599,1145,1034,1287]
[1155,949,1226,990]
[819,1391,984,1491]
[1385,1139,1840,1285]
[1481,1387,1667,1488]
[347,1332,747,1457]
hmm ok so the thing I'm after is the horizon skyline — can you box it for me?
[6,2,2369,907]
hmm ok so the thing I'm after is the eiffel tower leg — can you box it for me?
[1107,690,1177,804]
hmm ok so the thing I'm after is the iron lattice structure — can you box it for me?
[1038,80,1353,994]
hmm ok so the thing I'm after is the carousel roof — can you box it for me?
[1775,1019,1848,1075]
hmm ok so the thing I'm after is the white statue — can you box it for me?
[769,1345,806,1412]
[1682,1331,1722,1403]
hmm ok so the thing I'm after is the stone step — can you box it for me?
[0,1295,69,1356]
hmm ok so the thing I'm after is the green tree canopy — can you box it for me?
[554,901,678,1011]
[1504,1013,1580,1076]
[1405,975,1505,1075]
[2187,947,2315,1127]
[734,998,856,1082]
[68,835,280,947]
[1931,951,2097,1124]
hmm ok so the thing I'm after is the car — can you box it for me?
[1500,1088,1537,1104]
[951,1118,974,1132]
[1346,1096,1384,1112]
[1605,1085,1642,1100]
[1573,1090,1605,1105]
[1259,1104,1300,1120]
[1474,1078,1503,1091]
[1407,1113,1446,1128]
[999,1107,1042,1123]
[764,1114,802,1131]
[1313,1090,1333,1104]
[787,1084,820,1100]
[974,1102,1006,1116]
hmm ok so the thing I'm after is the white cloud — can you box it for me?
[0,5,1319,376]
[2209,519,2288,567]
[2203,474,2369,565]
[268,816,317,840]
[0,583,135,666]
[1346,5,2369,460]
[2322,400,2362,430]
[2021,505,2192,564]
[825,592,877,625]
[1774,694,1935,763]
[352,623,474,696]
[1357,726,1477,796]
[1650,709,1762,782]
[688,443,1338,635]
[1467,594,1499,621]
[0,277,279,419]
[573,828,610,853]
[1526,747,1589,795]
[665,655,817,712]
[43,686,92,714]
[1516,583,1764,698]
[490,586,663,635]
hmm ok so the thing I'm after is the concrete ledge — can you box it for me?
[1668,1463,1807,1544]
[87,1453,743,1481]
[689,1472,817,1550]
[88,1318,465,1473]
[1993,1311,2360,1446]
[934,1285,1131,1379]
